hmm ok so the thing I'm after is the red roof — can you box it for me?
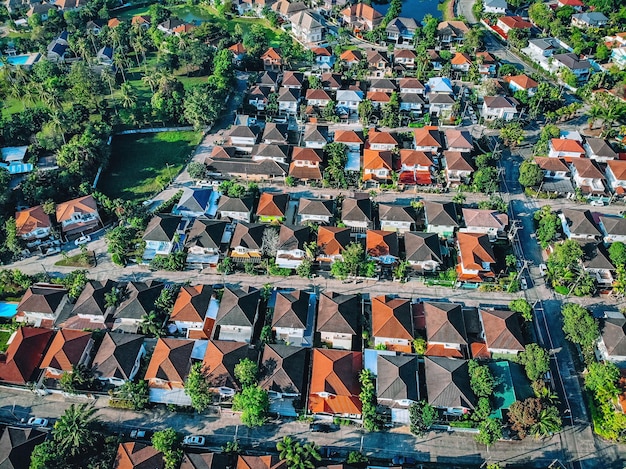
[498,16,533,29]
[308,349,362,415]
[550,138,584,153]
[0,327,53,384]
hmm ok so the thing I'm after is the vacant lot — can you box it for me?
[100,131,202,202]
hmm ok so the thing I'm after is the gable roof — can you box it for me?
[291,147,323,162]
[260,344,308,394]
[262,123,289,143]
[278,87,299,102]
[483,96,518,109]
[437,20,469,37]
[376,354,419,402]
[317,292,359,335]
[462,208,508,229]
[40,329,92,371]
[535,156,570,173]
[601,318,626,357]
[261,47,282,61]
[400,150,433,167]
[378,204,416,223]
[599,216,626,237]
[230,222,265,250]
[18,284,67,315]
[372,295,413,340]
[308,348,362,415]
[553,52,591,70]
[340,49,363,62]
[92,332,144,381]
[498,15,532,29]
[215,286,260,328]
[561,209,601,237]
[0,427,47,469]
[414,128,443,148]
[0,327,53,384]
[56,195,98,223]
[570,158,605,179]
[504,74,539,90]
[290,10,324,30]
[211,145,236,159]
[180,453,230,469]
[317,226,351,256]
[334,130,364,144]
[171,285,213,323]
[368,130,397,146]
[451,52,472,65]
[480,309,524,352]
[424,302,467,345]
[257,192,289,218]
[15,206,51,236]
[425,356,476,410]
[144,338,194,384]
[607,160,626,181]
[404,232,442,264]
[203,340,251,390]
[342,195,372,222]
[185,218,228,250]
[586,138,618,159]
[142,214,182,242]
[444,151,474,172]
[399,77,425,90]
[457,232,496,270]
[298,198,334,217]
[366,230,398,258]
[218,196,255,215]
[272,290,310,330]
[303,125,329,143]
[445,129,473,150]
[424,201,458,227]
[115,442,164,469]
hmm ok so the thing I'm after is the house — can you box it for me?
[461,208,508,241]
[367,91,391,109]
[424,201,459,238]
[317,226,351,265]
[276,224,309,269]
[413,127,443,154]
[271,290,312,346]
[584,138,618,163]
[262,47,283,71]
[570,158,607,196]
[228,42,246,64]
[278,87,300,116]
[378,204,416,233]
[1,145,33,175]
[428,49,444,70]
[203,340,252,392]
[306,88,333,108]
[366,49,391,77]
[398,150,434,185]
[298,198,334,224]
[363,149,393,183]
[548,138,585,160]
[341,194,373,231]
[257,71,280,91]
[290,10,326,44]
[369,79,396,93]
[217,196,254,222]
[497,16,532,35]
[572,12,608,28]
[583,243,614,286]
[424,356,476,414]
[557,0,583,9]
[427,76,454,95]
[131,15,151,28]
[114,442,164,469]
[210,145,237,160]
[252,143,291,163]
[55,195,101,238]
[170,285,215,339]
[399,92,425,115]
[559,209,601,240]
[214,286,260,343]
[256,192,289,223]
[180,453,230,469]
[605,160,626,195]
[238,455,286,469]
[320,73,343,91]
[303,125,329,148]
[260,344,308,402]
[308,348,362,417]
[596,318,626,366]
[142,214,183,261]
[336,90,364,115]
[39,329,93,379]
[229,222,265,264]
[367,130,398,151]
[527,37,561,58]
[399,78,425,95]
[599,216,626,244]
[483,0,507,14]
[248,85,272,111]
[456,232,496,282]
[535,157,571,186]
[553,53,591,83]
[317,292,360,350]
[437,21,469,44]
[386,17,419,45]
[96,46,113,66]
[313,47,335,70]
[111,281,164,333]
[176,188,211,218]
[289,147,323,181]
[371,295,413,352]
[504,75,539,96]
[482,96,519,121]
[144,338,194,404]
[445,129,473,153]
[428,92,456,118]
[0,426,47,469]
[451,52,472,72]
[404,232,443,272]
[227,125,259,150]
[272,0,306,18]
[367,229,399,267]
[341,3,383,32]
[334,131,364,166]
[26,2,57,19]
[47,32,69,62]
[339,49,364,67]
[376,354,419,423]
[0,327,53,384]
[158,19,195,35]
[92,332,145,386]
[17,284,68,327]
[185,218,228,267]
[394,49,418,69]
[479,309,524,356]
[15,205,51,241]
[423,301,468,357]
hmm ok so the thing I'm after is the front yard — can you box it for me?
[99,131,202,202]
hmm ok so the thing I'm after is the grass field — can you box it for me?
[99,131,202,202]
[0,330,11,353]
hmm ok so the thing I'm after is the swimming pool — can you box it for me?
[0,303,18,319]
[0,53,41,68]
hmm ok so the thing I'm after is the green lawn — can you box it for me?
[0,330,12,353]
[99,131,202,202]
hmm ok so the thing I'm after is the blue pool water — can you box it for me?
[375,0,443,20]
[0,55,30,67]
[0,303,18,319]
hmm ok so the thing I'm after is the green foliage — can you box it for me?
[518,160,543,188]
[518,343,550,382]
[472,166,499,194]
[111,380,149,410]
[510,299,533,322]
[409,400,437,436]
[184,362,213,412]
[468,360,495,398]
[477,195,507,213]
[187,162,208,180]
[234,357,258,388]
[472,397,492,422]
[323,143,349,188]
[52,269,88,301]
[232,384,270,427]
[359,369,382,432]
[152,428,183,469]
[276,436,321,469]
[475,418,502,446]
[412,337,427,355]
[508,397,561,439]
[296,258,313,278]
[346,451,369,464]
[150,251,187,271]
[609,242,626,268]
[561,303,599,355]
[59,364,96,394]
[585,362,620,401]
[499,122,525,148]
[330,242,375,279]
[218,257,234,274]
[534,206,560,249]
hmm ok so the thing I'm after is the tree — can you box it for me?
[358,99,373,126]
[296,258,313,278]
[381,92,400,128]
[585,361,620,401]
[152,428,183,469]
[409,400,437,436]
[234,357,258,388]
[534,206,560,249]
[359,369,381,432]
[500,122,525,148]
[54,270,88,301]
[323,143,349,188]
[472,397,492,423]
[518,343,550,382]
[59,364,96,394]
[472,166,499,193]
[262,227,280,257]
[530,405,562,439]
[528,1,553,32]
[277,436,321,469]
[507,28,530,49]
[53,404,99,457]
[232,384,269,427]
[475,418,502,446]
[4,217,23,257]
[518,160,543,188]
[508,397,542,439]
[184,84,223,130]
[346,451,369,464]
[112,380,149,410]
[561,303,598,354]
[185,363,213,412]
[468,359,495,398]
[187,162,207,180]
[510,299,533,322]
[609,242,626,268]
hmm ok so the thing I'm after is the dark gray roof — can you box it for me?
[379,204,416,223]
[370,78,396,91]
[278,87,300,102]
[427,93,455,104]
[303,125,328,143]
[277,224,309,251]
[92,332,144,380]
[259,344,308,395]
[561,209,601,237]
[342,196,372,222]
[317,292,359,335]
[582,242,614,270]
[424,357,476,410]
[230,222,265,250]
[185,218,228,250]
[404,232,442,264]
[18,285,67,315]
[113,281,164,321]
[181,452,231,469]
[257,71,280,87]
[553,53,590,70]
[0,427,47,469]
[424,301,467,345]
[262,123,288,143]
[377,354,419,402]
[599,216,626,237]
[272,290,310,329]
[177,187,211,214]
[228,125,260,139]
[218,196,254,214]
[586,138,618,159]
[400,93,425,104]
[298,198,334,217]
[385,17,419,34]
[251,144,290,160]
[215,286,260,327]
[601,318,626,357]
[142,214,182,242]
[424,201,459,227]
[71,279,118,317]
[207,158,287,177]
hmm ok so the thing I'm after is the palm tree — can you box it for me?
[140,310,165,337]
[120,83,137,110]
[113,52,129,82]
[277,437,320,469]
[52,404,99,456]
[530,406,562,439]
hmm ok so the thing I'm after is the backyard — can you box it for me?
[99,131,202,202]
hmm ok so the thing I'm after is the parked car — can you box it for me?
[74,235,91,246]
[130,429,149,439]
[310,423,337,433]
[44,247,61,256]
[590,200,604,207]
[392,455,417,465]
[539,263,548,277]
[520,277,528,290]
[182,436,205,446]
[27,417,49,427]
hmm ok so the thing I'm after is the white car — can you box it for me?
[520,277,528,290]
[182,436,205,446]
[74,235,91,246]
[44,247,61,256]
[539,264,548,277]
[27,417,49,427]
[590,200,604,207]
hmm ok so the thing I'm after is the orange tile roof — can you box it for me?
[237,455,286,469]
[262,47,282,60]
[413,127,442,148]
[504,74,539,90]
[229,42,246,54]
[368,130,397,145]
[115,442,164,469]
[608,160,626,181]
[40,329,92,372]
[366,91,391,102]
[15,205,50,236]
[457,232,495,271]
[371,295,413,340]
[550,138,584,153]
[144,338,194,386]
[0,327,53,384]
[131,15,150,25]
[451,52,472,65]
[172,23,195,34]
[342,3,383,21]
[55,195,98,223]
[308,348,362,415]
[317,226,351,256]
[470,342,490,359]
[339,49,362,62]
[170,284,213,323]
[256,192,288,217]
[366,229,397,257]
[534,157,569,172]
[363,149,393,171]
[476,51,496,63]
[499,15,532,29]
[291,147,323,162]
[400,150,434,167]
[425,344,464,358]
[107,18,121,28]
[334,130,363,144]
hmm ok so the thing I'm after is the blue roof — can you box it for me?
[427,77,453,93]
